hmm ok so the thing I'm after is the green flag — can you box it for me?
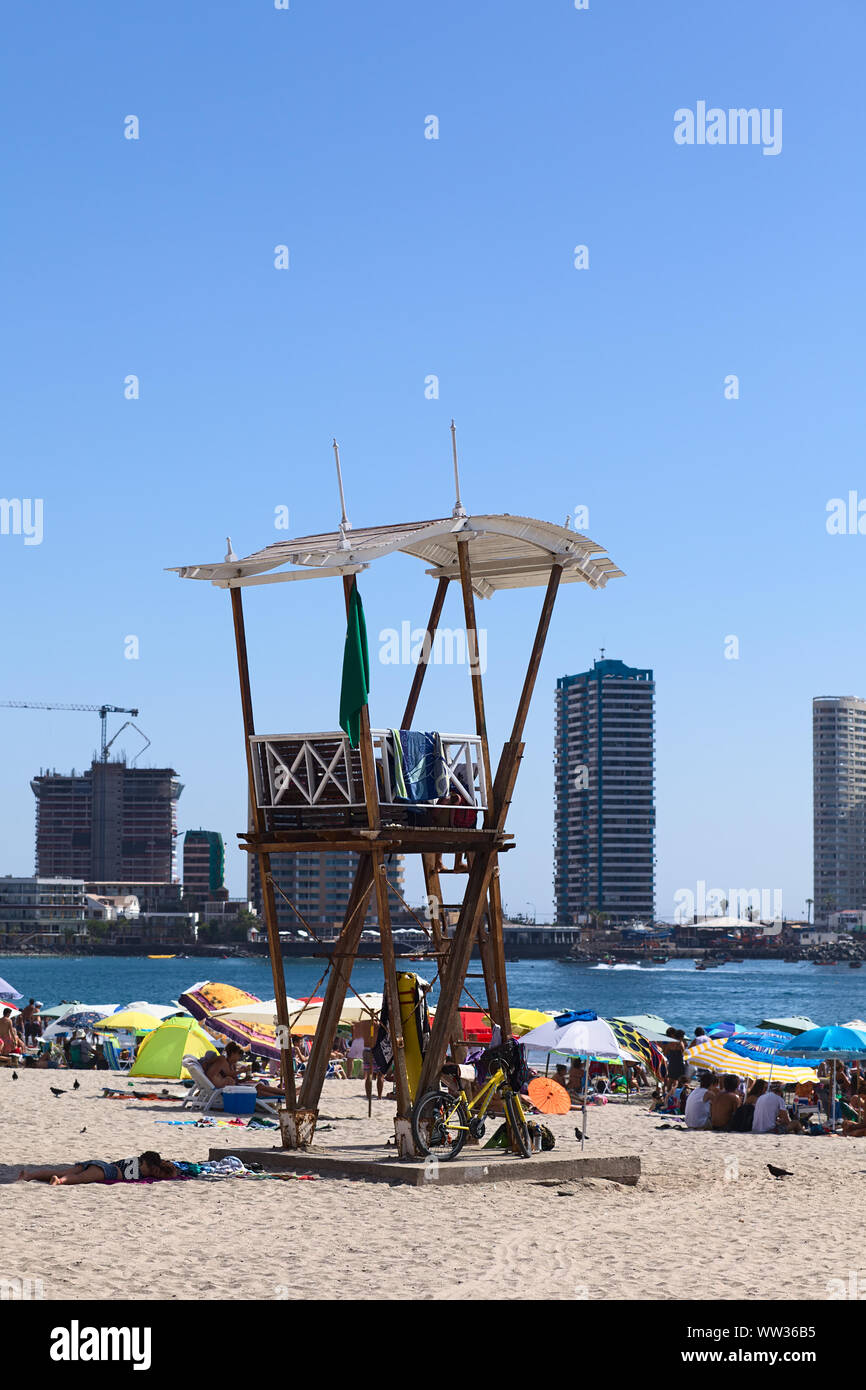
[339,579,370,748]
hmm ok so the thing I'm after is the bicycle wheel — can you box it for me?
[412,1090,469,1160]
[504,1092,532,1158]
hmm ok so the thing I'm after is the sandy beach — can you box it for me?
[4,1069,866,1302]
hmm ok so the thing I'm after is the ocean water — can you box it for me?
[4,955,866,1032]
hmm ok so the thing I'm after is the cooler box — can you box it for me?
[222,1085,257,1115]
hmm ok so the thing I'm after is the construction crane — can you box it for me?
[0,702,141,762]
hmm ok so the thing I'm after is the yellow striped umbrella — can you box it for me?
[684,1037,816,1083]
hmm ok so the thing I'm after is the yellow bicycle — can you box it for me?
[412,1042,532,1160]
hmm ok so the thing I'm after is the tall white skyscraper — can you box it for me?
[813,696,866,918]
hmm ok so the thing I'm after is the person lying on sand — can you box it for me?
[201,1042,284,1097]
[17,1151,180,1185]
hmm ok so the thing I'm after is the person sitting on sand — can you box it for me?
[201,1043,283,1097]
[684,1071,716,1129]
[18,1151,180,1185]
[729,1079,766,1132]
[753,1081,802,1134]
[0,1008,23,1056]
[567,1059,585,1099]
[710,1074,741,1130]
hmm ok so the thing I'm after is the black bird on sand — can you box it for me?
[11,1072,18,1081]
[73,1080,80,1090]
[767,1163,794,1179]
[50,1087,65,1097]
[80,1127,86,1134]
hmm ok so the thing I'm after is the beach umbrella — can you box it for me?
[684,1036,817,1084]
[607,1020,668,1079]
[507,1008,556,1036]
[705,1021,742,1038]
[93,1010,161,1035]
[116,1001,183,1020]
[209,995,338,1036]
[179,982,282,1060]
[527,1077,571,1115]
[519,1011,621,1149]
[759,1016,817,1036]
[776,1026,866,1127]
[0,976,23,1003]
[614,1014,673,1041]
[42,1008,115,1040]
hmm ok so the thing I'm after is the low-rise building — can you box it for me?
[0,875,88,945]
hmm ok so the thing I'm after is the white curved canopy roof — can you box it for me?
[168,514,623,599]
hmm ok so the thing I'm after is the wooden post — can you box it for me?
[229,586,297,1112]
[401,577,450,727]
[456,540,493,822]
[372,848,413,1151]
[295,575,380,1122]
[415,724,527,1097]
[507,564,563,755]
[455,538,508,1039]
[415,848,499,1098]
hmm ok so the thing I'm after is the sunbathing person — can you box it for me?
[18,1151,180,1185]
[201,1043,284,1097]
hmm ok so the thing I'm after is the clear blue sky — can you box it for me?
[1,0,863,921]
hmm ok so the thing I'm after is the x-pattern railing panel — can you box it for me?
[250,730,486,811]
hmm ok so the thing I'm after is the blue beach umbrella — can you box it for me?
[723,1031,817,1069]
[776,1025,866,1061]
[776,1026,866,1128]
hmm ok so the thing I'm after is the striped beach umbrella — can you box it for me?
[684,1035,818,1083]
[179,981,281,1060]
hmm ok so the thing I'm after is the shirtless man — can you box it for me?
[0,1009,23,1055]
[201,1043,283,1097]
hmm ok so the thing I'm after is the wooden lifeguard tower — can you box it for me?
[170,434,622,1156]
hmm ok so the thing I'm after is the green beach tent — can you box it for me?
[129,1015,217,1079]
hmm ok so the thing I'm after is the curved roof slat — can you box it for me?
[168,514,623,595]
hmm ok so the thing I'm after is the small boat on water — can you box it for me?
[850,960,862,969]
[147,954,176,959]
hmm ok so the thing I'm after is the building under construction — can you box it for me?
[31,760,183,881]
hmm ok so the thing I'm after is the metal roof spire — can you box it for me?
[450,420,466,519]
[333,438,352,548]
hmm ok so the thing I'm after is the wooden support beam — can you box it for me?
[508,563,563,751]
[414,848,499,1098]
[401,576,450,728]
[292,574,381,1129]
[297,856,375,1112]
[422,851,466,1064]
[454,537,509,1036]
[371,849,413,1145]
[229,587,296,1110]
[456,539,494,821]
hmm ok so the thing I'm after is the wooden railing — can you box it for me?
[249,730,487,815]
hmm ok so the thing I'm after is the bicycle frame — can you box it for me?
[440,1065,524,1132]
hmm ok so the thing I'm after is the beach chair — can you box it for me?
[181,1056,282,1118]
[101,1037,131,1074]
[182,1056,224,1112]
